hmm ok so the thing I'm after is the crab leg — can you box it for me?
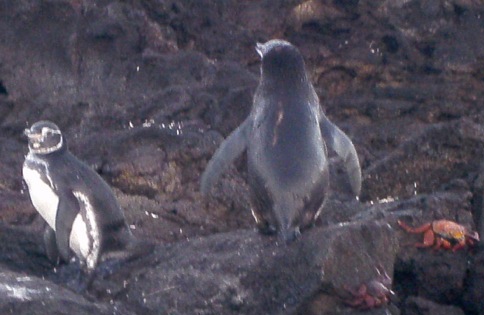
[397,220,432,234]
[411,229,435,248]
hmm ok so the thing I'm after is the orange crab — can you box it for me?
[341,266,394,310]
[397,219,479,251]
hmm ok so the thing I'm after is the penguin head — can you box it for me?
[255,39,295,58]
[24,121,65,155]
[255,39,307,80]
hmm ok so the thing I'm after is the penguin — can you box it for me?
[201,39,361,242]
[22,120,139,290]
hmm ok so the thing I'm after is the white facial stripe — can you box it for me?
[30,136,63,154]
[73,191,100,269]
[41,127,61,137]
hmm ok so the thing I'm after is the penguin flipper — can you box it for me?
[200,118,250,195]
[320,116,361,196]
[55,191,80,262]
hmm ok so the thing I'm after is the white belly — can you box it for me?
[23,166,91,260]
[23,166,58,228]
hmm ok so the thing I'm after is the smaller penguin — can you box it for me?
[22,121,139,290]
[201,39,361,242]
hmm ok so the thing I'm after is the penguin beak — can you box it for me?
[24,128,41,140]
[255,42,265,58]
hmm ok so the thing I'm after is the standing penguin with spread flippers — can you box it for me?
[23,121,144,291]
[201,39,361,242]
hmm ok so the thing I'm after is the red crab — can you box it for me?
[397,219,479,251]
[342,266,394,310]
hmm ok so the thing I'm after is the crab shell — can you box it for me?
[431,220,479,243]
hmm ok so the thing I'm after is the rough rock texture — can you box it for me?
[104,221,397,315]
[0,270,134,315]
[1,0,484,314]
[0,219,399,315]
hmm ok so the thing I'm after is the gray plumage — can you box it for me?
[201,39,361,241]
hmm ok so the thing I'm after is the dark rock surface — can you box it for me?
[101,221,397,315]
[0,269,134,315]
[403,296,465,315]
[1,0,484,314]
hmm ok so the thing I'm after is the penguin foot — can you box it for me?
[278,227,301,244]
[257,222,277,236]
[95,258,127,278]
[57,259,95,294]
[64,267,95,294]
[70,278,90,294]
